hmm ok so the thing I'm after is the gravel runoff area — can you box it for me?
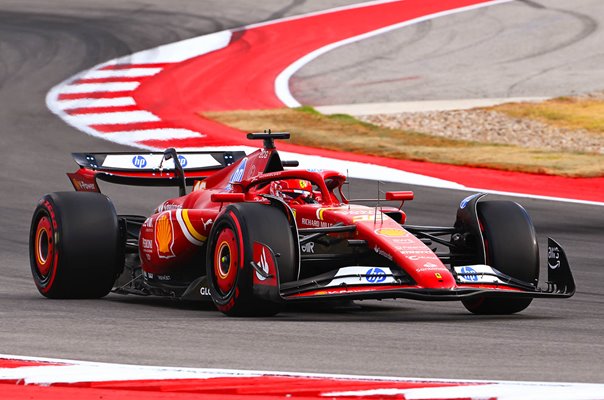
[358,93,604,155]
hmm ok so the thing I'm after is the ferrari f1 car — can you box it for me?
[29,132,575,316]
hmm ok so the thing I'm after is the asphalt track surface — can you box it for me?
[294,0,604,104]
[0,0,602,384]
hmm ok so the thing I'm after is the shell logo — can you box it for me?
[155,212,176,259]
[375,228,407,237]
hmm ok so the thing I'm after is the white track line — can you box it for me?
[275,0,513,107]
[81,68,164,79]
[57,97,137,109]
[60,82,140,93]
[63,111,159,125]
[103,128,203,142]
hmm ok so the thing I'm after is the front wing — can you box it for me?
[253,238,575,303]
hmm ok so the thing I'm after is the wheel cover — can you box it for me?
[214,227,238,295]
[34,216,54,278]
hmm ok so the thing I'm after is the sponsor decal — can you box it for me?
[337,209,374,215]
[434,273,443,280]
[202,218,213,230]
[156,201,182,213]
[375,228,407,237]
[325,266,396,287]
[229,157,247,183]
[157,274,171,281]
[402,249,437,255]
[256,247,270,281]
[199,287,211,296]
[460,193,481,209]
[70,178,98,192]
[226,157,247,190]
[365,267,387,283]
[459,266,478,282]
[391,238,417,244]
[416,267,448,272]
[78,181,96,191]
[143,218,153,228]
[301,242,315,253]
[155,212,176,259]
[423,262,438,268]
[548,245,561,270]
[142,238,153,250]
[373,246,393,261]
[306,168,324,172]
[105,154,220,170]
[132,155,147,168]
[259,171,280,180]
[301,217,332,228]
[193,181,206,191]
[454,265,504,284]
[299,180,310,190]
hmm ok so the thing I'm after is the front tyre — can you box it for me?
[206,203,296,317]
[29,192,123,298]
[462,200,539,315]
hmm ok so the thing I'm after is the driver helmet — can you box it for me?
[270,179,314,202]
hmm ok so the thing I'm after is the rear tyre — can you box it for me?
[462,201,539,315]
[206,203,296,317]
[29,192,123,298]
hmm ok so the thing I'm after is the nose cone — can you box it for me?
[358,223,456,289]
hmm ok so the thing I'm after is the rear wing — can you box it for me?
[67,149,246,193]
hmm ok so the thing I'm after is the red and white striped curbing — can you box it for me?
[2,355,603,400]
[46,0,604,205]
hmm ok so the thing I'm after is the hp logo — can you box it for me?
[178,155,188,167]
[365,267,386,283]
[460,266,478,282]
[132,155,147,168]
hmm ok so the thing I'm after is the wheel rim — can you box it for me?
[214,227,238,295]
[34,216,54,278]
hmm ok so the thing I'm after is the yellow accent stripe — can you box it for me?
[182,209,207,241]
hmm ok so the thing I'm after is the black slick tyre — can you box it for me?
[206,203,296,317]
[462,200,539,315]
[29,192,123,298]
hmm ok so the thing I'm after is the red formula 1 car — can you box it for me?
[29,132,575,316]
